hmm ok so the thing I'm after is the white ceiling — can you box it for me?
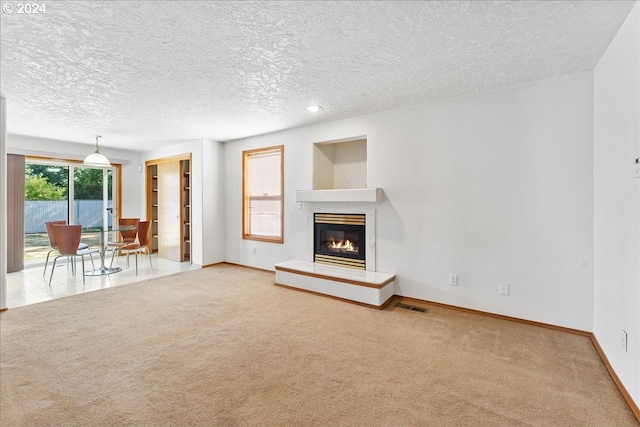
[0,1,635,151]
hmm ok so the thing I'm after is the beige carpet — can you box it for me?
[1,264,637,426]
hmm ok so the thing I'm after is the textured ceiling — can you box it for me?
[0,1,635,151]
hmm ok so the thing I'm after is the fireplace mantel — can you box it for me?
[296,188,382,203]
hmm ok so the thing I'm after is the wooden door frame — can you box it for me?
[145,154,191,223]
[145,153,191,261]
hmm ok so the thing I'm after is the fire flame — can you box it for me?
[329,239,356,252]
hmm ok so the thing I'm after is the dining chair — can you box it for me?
[43,220,93,277]
[48,225,101,286]
[110,220,152,275]
[106,217,139,264]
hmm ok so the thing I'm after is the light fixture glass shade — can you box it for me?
[83,151,111,167]
[83,135,112,167]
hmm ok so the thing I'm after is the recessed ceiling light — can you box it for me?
[306,105,323,112]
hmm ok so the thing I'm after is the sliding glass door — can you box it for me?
[24,160,115,266]
[77,166,115,233]
[72,166,114,249]
[24,163,69,265]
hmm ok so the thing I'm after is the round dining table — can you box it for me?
[83,225,137,276]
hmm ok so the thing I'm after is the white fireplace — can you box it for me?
[274,188,395,309]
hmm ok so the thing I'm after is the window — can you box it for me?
[243,145,284,243]
[23,158,119,267]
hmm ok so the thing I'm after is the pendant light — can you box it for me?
[83,135,111,167]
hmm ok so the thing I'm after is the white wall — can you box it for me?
[313,144,335,189]
[6,134,142,218]
[333,139,367,189]
[225,71,595,331]
[202,140,226,264]
[594,1,640,407]
[142,138,225,267]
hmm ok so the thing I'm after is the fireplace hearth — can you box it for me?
[314,213,365,269]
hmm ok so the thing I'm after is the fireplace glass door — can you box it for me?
[314,213,365,270]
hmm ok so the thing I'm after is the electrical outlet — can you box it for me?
[499,282,509,296]
[621,330,628,352]
[252,247,256,255]
[449,274,458,286]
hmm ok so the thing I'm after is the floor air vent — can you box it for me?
[395,302,427,313]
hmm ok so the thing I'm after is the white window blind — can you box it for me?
[243,146,283,242]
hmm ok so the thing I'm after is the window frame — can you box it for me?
[242,145,284,244]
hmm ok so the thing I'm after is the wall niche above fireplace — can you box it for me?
[299,136,381,203]
[313,137,366,190]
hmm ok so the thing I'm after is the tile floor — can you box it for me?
[6,253,198,309]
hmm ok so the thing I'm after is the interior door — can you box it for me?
[157,161,181,261]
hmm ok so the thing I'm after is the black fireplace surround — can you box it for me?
[314,214,365,265]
